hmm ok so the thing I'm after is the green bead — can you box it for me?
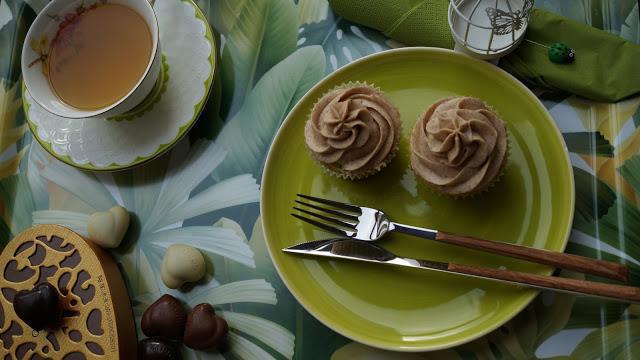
[548,42,575,64]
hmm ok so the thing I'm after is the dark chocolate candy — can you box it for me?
[183,303,228,350]
[141,294,187,340]
[13,282,62,331]
[138,338,181,360]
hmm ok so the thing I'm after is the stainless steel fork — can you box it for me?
[292,194,630,282]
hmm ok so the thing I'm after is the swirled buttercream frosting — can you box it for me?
[410,97,508,196]
[304,84,401,179]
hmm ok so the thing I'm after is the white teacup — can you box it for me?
[21,0,161,119]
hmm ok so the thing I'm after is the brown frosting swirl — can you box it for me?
[410,97,508,195]
[304,85,401,177]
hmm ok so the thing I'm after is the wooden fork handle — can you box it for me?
[436,231,629,282]
[448,263,640,303]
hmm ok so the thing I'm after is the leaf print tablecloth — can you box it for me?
[2,0,640,358]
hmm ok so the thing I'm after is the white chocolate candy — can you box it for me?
[87,206,130,249]
[161,244,206,289]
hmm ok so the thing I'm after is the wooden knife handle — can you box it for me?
[448,263,640,303]
[436,231,629,282]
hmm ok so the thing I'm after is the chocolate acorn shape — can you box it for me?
[141,294,187,340]
[13,282,62,331]
[183,303,229,350]
[138,338,181,360]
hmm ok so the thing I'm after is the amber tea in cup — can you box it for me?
[48,3,153,110]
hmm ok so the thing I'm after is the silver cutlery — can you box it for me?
[292,194,629,282]
[283,238,640,303]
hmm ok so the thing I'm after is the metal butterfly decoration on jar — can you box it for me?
[485,0,533,35]
[448,0,575,64]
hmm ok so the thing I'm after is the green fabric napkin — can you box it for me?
[328,0,454,49]
[501,9,640,102]
[328,1,640,102]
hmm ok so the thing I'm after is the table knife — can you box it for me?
[283,239,640,303]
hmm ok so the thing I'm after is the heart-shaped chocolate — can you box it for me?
[87,205,130,248]
[138,337,182,360]
[183,303,228,350]
[160,244,206,289]
[141,294,187,340]
[13,282,62,331]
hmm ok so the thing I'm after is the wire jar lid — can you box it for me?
[448,0,534,59]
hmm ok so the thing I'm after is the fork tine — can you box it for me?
[291,213,351,237]
[294,200,359,222]
[296,194,361,212]
[293,207,356,229]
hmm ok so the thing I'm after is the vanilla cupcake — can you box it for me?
[410,97,508,197]
[304,83,401,179]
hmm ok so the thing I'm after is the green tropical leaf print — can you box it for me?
[105,140,260,297]
[215,45,325,179]
[0,216,11,248]
[186,279,277,306]
[22,0,48,14]
[150,226,255,268]
[190,53,225,139]
[562,245,632,329]
[138,140,225,230]
[299,12,389,73]
[196,0,244,35]
[228,332,279,360]
[32,137,294,358]
[570,319,640,360]
[217,0,298,117]
[40,162,116,211]
[0,1,35,83]
[0,0,12,32]
[32,210,90,235]
[593,197,640,263]
[537,0,634,31]
[588,0,639,33]
[566,242,640,283]
[621,3,639,43]
[221,216,351,359]
[0,173,34,233]
[217,217,281,292]
[112,147,172,225]
[246,217,283,291]
[221,311,295,359]
[526,1,590,25]
[1,1,637,358]
[566,297,630,330]
[563,132,614,157]
[572,167,617,236]
[568,298,632,330]
[155,174,259,229]
[297,0,329,25]
[214,217,248,239]
[0,146,26,179]
[24,144,49,210]
[0,79,28,178]
[618,154,640,195]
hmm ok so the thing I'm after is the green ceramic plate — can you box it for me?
[261,48,574,352]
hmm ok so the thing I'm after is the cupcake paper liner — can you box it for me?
[305,81,402,180]
[411,138,510,199]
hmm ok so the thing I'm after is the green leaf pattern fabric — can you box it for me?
[1,0,640,358]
